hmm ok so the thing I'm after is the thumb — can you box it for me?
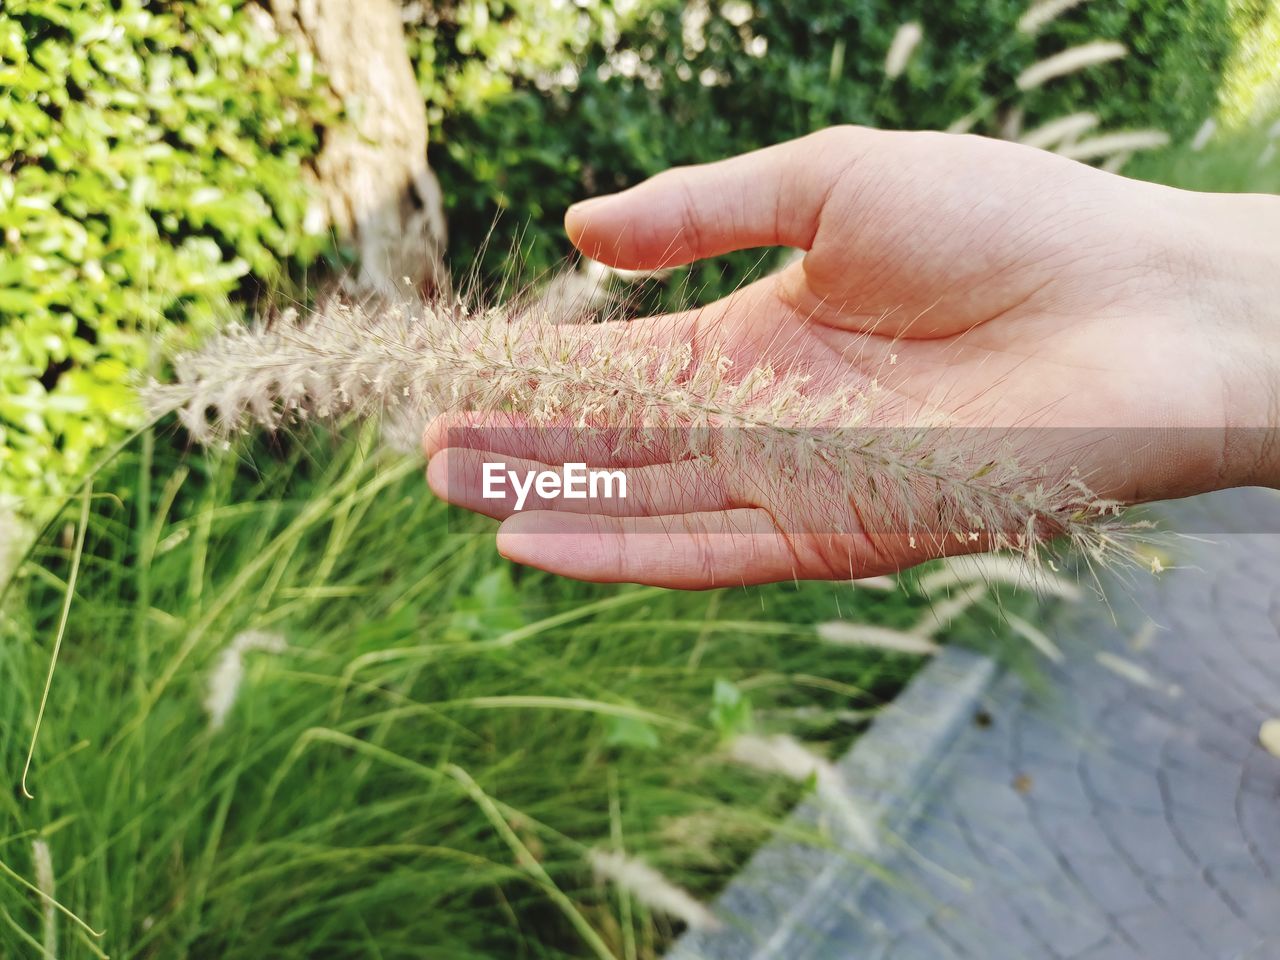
[565,126,876,270]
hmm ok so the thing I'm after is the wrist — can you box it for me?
[1179,189,1280,488]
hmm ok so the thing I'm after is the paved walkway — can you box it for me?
[674,487,1280,959]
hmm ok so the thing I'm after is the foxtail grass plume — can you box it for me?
[0,494,31,592]
[1019,112,1099,151]
[204,629,287,730]
[1190,118,1217,152]
[816,622,939,656]
[521,259,613,325]
[588,849,721,931]
[852,575,897,591]
[999,106,1026,142]
[32,838,56,958]
[521,257,670,326]
[1095,650,1179,696]
[1129,618,1159,653]
[946,109,983,135]
[1005,611,1065,662]
[1017,0,1092,35]
[728,733,879,852]
[913,581,987,634]
[1259,718,1280,759]
[918,553,1082,600]
[380,405,433,456]
[884,22,923,80]
[1016,41,1126,91]
[1057,129,1169,162]
[145,291,1149,571]
[828,553,1077,660]
[1101,151,1133,174]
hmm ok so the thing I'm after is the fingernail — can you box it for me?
[566,195,612,219]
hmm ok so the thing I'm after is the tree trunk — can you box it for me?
[266,0,447,295]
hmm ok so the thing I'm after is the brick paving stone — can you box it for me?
[1113,905,1214,959]
[1058,852,1156,915]
[1079,751,1167,813]
[1069,937,1145,960]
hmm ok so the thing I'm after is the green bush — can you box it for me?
[415,0,1242,292]
[0,0,334,507]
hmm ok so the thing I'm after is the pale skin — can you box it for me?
[424,125,1280,588]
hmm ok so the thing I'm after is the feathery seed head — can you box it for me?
[1005,611,1065,662]
[0,495,32,592]
[852,575,897,590]
[1056,129,1170,162]
[1190,118,1217,152]
[816,622,940,656]
[727,733,879,851]
[1017,0,1092,36]
[913,581,987,636]
[588,849,721,931]
[728,732,824,781]
[1016,41,1126,91]
[1095,650,1180,697]
[919,553,1082,600]
[884,22,924,80]
[204,630,287,731]
[32,838,56,958]
[146,285,1150,574]
[1258,718,1280,759]
[1019,112,1099,151]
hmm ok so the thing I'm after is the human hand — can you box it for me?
[425,126,1280,587]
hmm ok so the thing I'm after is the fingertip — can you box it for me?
[494,516,528,564]
[566,189,689,270]
[497,511,616,575]
[424,448,451,501]
[422,414,450,459]
[565,195,619,262]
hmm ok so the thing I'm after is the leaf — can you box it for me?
[709,678,754,739]
[605,715,660,751]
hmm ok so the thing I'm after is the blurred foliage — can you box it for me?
[0,0,334,506]
[410,0,1251,296]
[0,428,923,958]
[1220,0,1280,124]
[1129,121,1280,194]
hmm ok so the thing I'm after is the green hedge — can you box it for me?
[417,0,1242,292]
[0,0,333,505]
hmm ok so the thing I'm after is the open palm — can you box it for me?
[426,126,1279,587]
